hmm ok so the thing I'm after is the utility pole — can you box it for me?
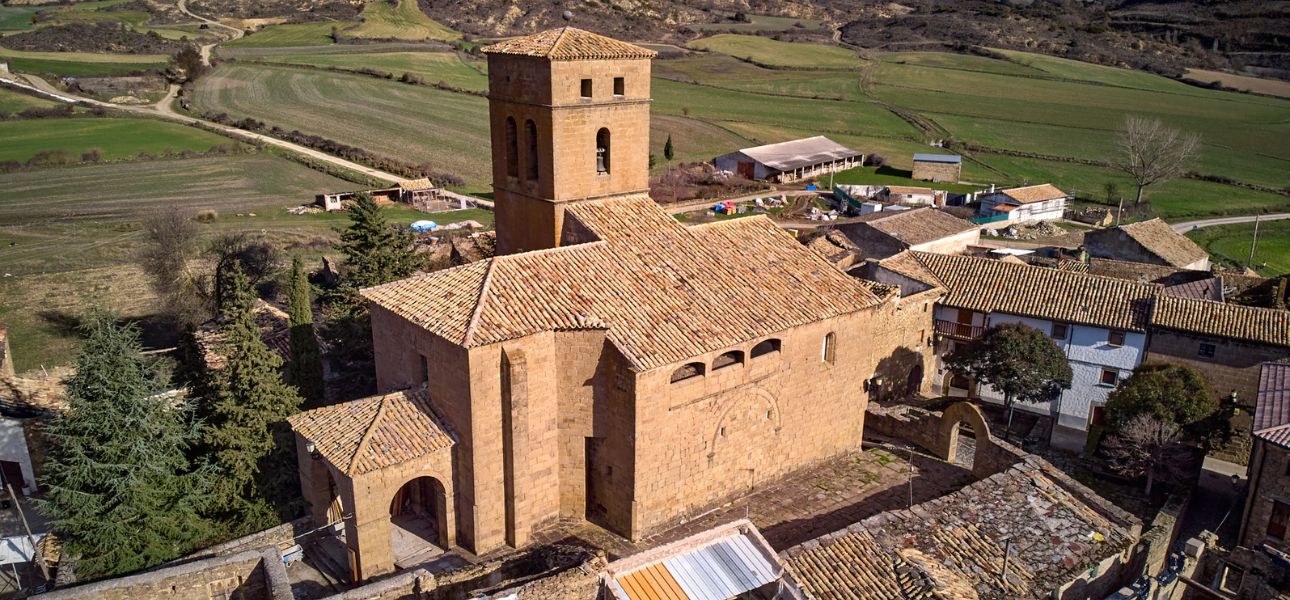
[1248,214,1262,270]
[1115,194,1124,227]
[7,484,48,582]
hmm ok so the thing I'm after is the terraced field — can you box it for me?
[240,49,487,91]
[686,34,863,69]
[0,118,237,163]
[0,87,56,115]
[349,0,458,41]
[190,63,493,185]
[0,47,169,77]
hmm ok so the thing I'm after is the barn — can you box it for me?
[911,153,962,183]
[714,136,862,183]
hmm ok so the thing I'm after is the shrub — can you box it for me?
[81,148,103,163]
[195,209,218,223]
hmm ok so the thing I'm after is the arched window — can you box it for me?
[712,350,744,370]
[750,339,781,359]
[670,362,705,383]
[822,332,836,364]
[596,128,611,174]
[504,117,518,178]
[525,119,539,181]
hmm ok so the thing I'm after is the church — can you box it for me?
[287,27,936,581]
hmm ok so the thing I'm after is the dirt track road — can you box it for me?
[177,0,243,66]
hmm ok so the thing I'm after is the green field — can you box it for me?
[691,14,824,33]
[225,22,346,48]
[0,87,56,115]
[190,63,492,186]
[349,0,458,41]
[686,34,863,69]
[0,47,170,76]
[1187,220,1290,276]
[0,5,39,31]
[242,49,487,91]
[0,118,237,163]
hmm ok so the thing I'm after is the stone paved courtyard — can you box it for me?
[530,441,976,558]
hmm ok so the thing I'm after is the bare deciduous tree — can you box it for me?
[1115,116,1200,205]
[138,208,204,325]
[1101,414,1195,495]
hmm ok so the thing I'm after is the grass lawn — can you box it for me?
[686,34,862,69]
[0,87,56,115]
[1187,220,1290,276]
[225,22,349,48]
[243,50,487,91]
[830,166,982,194]
[0,117,237,163]
[190,63,493,186]
[349,0,458,41]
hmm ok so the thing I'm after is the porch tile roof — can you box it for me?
[287,388,454,476]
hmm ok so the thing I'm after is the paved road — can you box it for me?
[1170,213,1290,233]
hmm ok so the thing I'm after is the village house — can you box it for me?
[1239,362,1290,551]
[287,28,933,582]
[1084,218,1212,271]
[911,152,962,183]
[316,178,449,212]
[814,207,979,263]
[713,136,862,183]
[882,184,940,206]
[869,252,1158,449]
[978,183,1071,224]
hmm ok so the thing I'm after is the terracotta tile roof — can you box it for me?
[1151,295,1290,347]
[398,177,433,191]
[999,183,1069,204]
[364,196,881,370]
[287,388,454,476]
[912,251,1157,331]
[1093,218,1210,268]
[783,464,1138,600]
[481,27,656,60]
[1161,277,1223,301]
[876,251,944,290]
[1254,362,1290,448]
[195,300,292,370]
[1087,257,1186,284]
[857,207,976,247]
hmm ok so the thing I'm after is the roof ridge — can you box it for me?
[462,258,498,346]
[914,250,1160,290]
[347,395,390,475]
[550,26,573,57]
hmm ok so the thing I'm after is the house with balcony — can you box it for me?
[878,252,1158,450]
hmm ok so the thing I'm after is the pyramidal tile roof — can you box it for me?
[287,388,455,476]
[364,195,881,370]
[481,27,656,61]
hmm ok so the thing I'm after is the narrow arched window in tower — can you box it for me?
[596,128,611,174]
[524,119,539,181]
[504,117,518,178]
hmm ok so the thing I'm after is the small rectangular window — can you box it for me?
[613,77,624,96]
[580,78,592,98]
[419,354,430,384]
[1107,330,1126,347]
[1198,343,1216,359]
[1051,323,1068,340]
[1099,369,1119,387]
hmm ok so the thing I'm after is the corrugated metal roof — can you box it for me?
[913,153,961,164]
[613,534,779,600]
[736,136,861,172]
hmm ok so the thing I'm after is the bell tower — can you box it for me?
[482,28,656,254]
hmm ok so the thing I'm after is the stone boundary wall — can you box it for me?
[1132,492,1190,580]
[323,545,600,600]
[41,547,291,600]
[185,517,312,560]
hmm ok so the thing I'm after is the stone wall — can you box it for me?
[1241,441,1290,550]
[911,161,960,183]
[185,517,311,560]
[42,547,290,600]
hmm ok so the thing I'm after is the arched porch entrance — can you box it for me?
[390,476,450,568]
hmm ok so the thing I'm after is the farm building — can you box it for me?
[978,183,1070,224]
[911,153,961,182]
[1084,218,1211,271]
[316,178,444,211]
[883,185,940,206]
[713,136,862,183]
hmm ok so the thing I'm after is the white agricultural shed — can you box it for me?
[714,136,863,183]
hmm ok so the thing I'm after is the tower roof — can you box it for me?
[481,27,656,61]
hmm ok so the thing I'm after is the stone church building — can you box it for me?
[288,27,935,582]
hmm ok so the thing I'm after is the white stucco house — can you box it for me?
[978,183,1070,224]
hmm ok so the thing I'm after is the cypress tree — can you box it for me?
[204,266,303,533]
[663,134,674,162]
[336,194,420,295]
[36,311,212,578]
[287,256,325,407]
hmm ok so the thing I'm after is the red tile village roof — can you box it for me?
[1100,218,1210,268]
[362,195,882,371]
[287,388,454,476]
[1255,362,1290,448]
[1151,294,1290,347]
[999,183,1069,205]
[481,27,657,61]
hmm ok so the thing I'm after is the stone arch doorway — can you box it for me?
[389,476,450,566]
[935,402,992,475]
[943,372,974,398]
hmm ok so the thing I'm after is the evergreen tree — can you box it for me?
[663,134,674,162]
[945,323,1072,441]
[335,194,420,295]
[204,266,303,533]
[36,311,212,578]
[287,256,325,407]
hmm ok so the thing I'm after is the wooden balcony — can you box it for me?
[935,319,984,341]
